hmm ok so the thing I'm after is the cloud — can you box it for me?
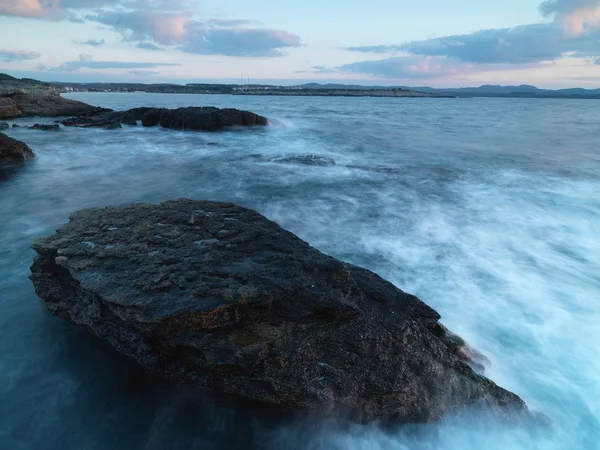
[0,0,120,19]
[346,45,403,53]
[86,10,189,44]
[348,24,600,65]
[540,0,600,36]
[345,1,600,69]
[136,42,162,50]
[0,0,60,19]
[180,26,302,57]
[76,38,106,46]
[339,56,470,79]
[400,24,577,64]
[0,49,42,62]
[128,69,158,76]
[39,53,180,71]
[0,0,179,20]
[86,10,302,57]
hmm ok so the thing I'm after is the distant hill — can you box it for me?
[2,73,598,99]
[297,83,600,99]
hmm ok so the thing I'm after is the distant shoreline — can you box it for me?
[58,86,600,100]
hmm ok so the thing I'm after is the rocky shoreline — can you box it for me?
[0,74,110,119]
[30,199,527,423]
[0,75,268,166]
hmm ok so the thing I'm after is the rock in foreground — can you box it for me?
[30,200,525,422]
[0,132,35,164]
[62,106,268,131]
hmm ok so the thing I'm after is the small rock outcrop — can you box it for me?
[30,200,526,423]
[0,74,110,118]
[62,106,268,131]
[0,132,35,164]
[28,123,61,131]
[0,122,8,130]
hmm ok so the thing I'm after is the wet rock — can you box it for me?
[61,117,122,129]
[102,122,122,130]
[11,124,20,128]
[273,155,336,166]
[30,200,526,423]
[29,123,61,131]
[62,107,268,132]
[0,122,8,130]
[0,132,35,164]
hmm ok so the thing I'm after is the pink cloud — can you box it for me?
[0,0,60,19]
[560,4,600,36]
[540,0,600,36]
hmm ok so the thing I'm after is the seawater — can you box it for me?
[0,93,599,449]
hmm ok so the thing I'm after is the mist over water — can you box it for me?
[1,93,599,449]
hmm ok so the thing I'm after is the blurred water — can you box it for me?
[1,93,599,449]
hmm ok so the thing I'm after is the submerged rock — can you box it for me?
[62,106,268,131]
[272,155,336,166]
[29,123,61,131]
[0,132,35,164]
[30,200,526,423]
[0,122,8,130]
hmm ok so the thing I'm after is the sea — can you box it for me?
[0,93,599,449]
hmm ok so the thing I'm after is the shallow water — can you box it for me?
[1,93,599,449]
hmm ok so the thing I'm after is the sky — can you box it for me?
[0,0,599,88]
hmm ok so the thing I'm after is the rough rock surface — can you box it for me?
[30,200,526,423]
[0,97,21,119]
[11,93,110,117]
[0,132,35,164]
[62,106,268,131]
[0,75,110,117]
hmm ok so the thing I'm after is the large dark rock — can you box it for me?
[30,200,526,423]
[0,132,35,164]
[62,107,268,131]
